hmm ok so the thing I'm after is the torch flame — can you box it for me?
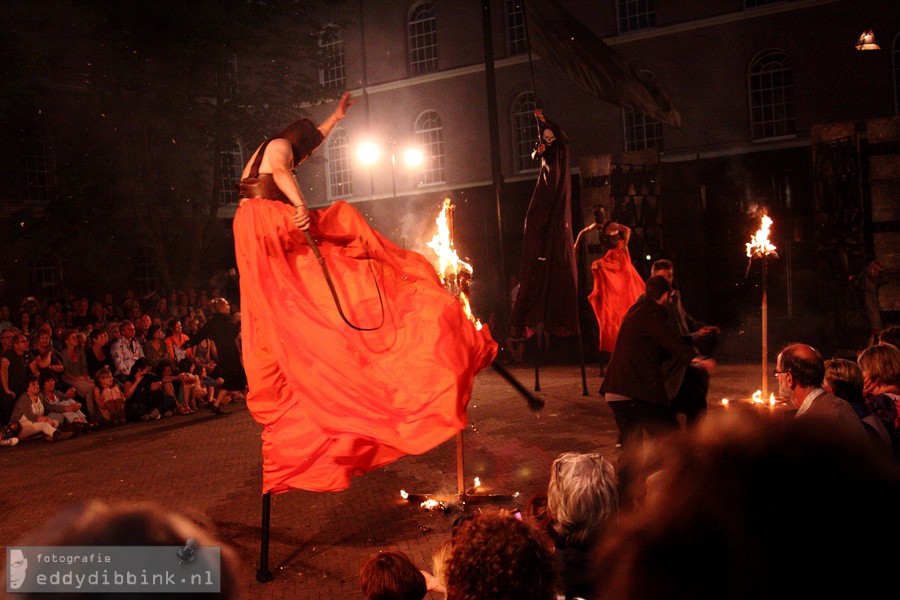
[473,477,481,488]
[427,199,482,329]
[752,390,763,404]
[769,393,776,407]
[746,214,777,258]
[400,489,409,500]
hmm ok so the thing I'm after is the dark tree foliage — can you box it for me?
[0,0,346,295]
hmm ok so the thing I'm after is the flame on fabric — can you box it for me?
[427,199,482,329]
[746,214,777,258]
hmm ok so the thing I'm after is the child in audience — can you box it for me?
[93,367,126,425]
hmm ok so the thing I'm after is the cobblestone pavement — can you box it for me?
[1,362,762,599]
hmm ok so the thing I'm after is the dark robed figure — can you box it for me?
[509,110,579,338]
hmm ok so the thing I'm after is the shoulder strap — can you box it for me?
[248,139,275,178]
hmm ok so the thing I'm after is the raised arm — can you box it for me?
[574,222,598,252]
[316,92,353,140]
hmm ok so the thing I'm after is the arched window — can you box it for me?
[748,49,795,139]
[893,32,900,116]
[327,129,352,199]
[415,110,445,185]
[512,91,541,172]
[505,0,527,56]
[623,109,663,151]
[218,141,243,206]
[408,1,438,75]
[319,27,345,89]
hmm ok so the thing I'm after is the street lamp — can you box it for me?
[357,140,424,200]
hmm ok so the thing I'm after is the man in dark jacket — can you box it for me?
[601,276,713,446]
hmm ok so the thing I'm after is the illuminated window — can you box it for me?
[617,0,655,33]
[415,110,445,185]
[29,255,62,294]
[512,91,541,172]
[505,0,527,56]
[319,27,345,89]
[327,129,352,199]
[408,1,438,75]
[623,109,663,151]
[748,49,795,139]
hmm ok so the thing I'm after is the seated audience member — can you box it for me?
[124,358,166,421]
[86,328,115,376]
[2,331,34,422]
[59,329,96,419]
[10,376,73,442]
[824,357,891,450]
[446,511,559,600]
[775,343,868,444]
[155,359,181,414]
[878,326,900,348]
[30,330,64,380]
[38,369,90,434]
[14,500,240,599]
[111,320,144,381]
[547,452,618,600]
[93,367,127,425]
[857,343,900,457]
[360,551,428,600]
[165,318,192,363]
[143,324,168,369]
[176,357,205,413]
[591,412,900,600]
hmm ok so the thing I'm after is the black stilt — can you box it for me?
[577,329,589,396]
[533,334,542,392]
[256,493,274,583]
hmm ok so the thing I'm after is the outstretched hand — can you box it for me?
[336,92,354,119]
[533,109,546,123]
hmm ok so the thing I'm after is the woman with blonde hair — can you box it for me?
[857,343,900,457]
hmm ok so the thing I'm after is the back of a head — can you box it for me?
[592,412,900,600]
[878,326,900,348]
[16,500,240,599]
[360,551,426,600]
[779,343,825,388]
[644,276,671,301]
[857,343,900,387]
[547,452,618,547]
[447,511,558,600]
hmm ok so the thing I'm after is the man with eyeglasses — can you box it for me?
[775,343,868,444]
[1,332,34,422]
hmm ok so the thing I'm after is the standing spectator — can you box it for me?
[1,328,15,353]
[111,320,144,382]
[1,332,32,422]
[853,259,888,347]
[601,276,707,446]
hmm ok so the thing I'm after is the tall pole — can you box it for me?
[481,0,507,316]
[762,257,768,399]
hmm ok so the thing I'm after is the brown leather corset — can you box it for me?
[237,173,291,204]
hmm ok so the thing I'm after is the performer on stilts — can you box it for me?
[575,207,644,359]
[234,92,496,495]
[508,110,579,343]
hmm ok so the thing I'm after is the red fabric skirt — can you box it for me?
[587,245,645,353]
[234,200,497,494]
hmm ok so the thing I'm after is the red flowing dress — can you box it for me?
[234,199,497,494]
[588,235,644,353]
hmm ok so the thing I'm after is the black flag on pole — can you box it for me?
[524,0,681,127]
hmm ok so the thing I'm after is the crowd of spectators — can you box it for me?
[1,288,247,445]
[358,331,900,600]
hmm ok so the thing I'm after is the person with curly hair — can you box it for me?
[446,511,559,600]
